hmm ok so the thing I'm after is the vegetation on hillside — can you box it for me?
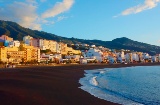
[0,20,160,55]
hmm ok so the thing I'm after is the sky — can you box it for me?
[0,0,160,46]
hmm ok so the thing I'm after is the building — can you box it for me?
[23,35,33,45]
[7,51,24,63]
[0,46,19,63]
[40,39,57,52]
[56,42,62,53]
[0,35,13,41]
[61,45,81,55]
[85,48,103,62]
[61,43,68,55]
[0,35,13,47]
[0,44,41,63]
[0,39,5,46]
[20,44,40,63]
[31,38,41,48]
[9,40,20,47]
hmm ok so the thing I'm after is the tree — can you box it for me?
[21,58,25,64]
[40,49,51,54]
[7,54,11,63]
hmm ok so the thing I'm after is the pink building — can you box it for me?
[0,35,13,41]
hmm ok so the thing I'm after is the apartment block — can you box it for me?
[0,46,19,62]
[20,44,40,62]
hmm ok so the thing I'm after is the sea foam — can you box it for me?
[79,68,144,105]
[89,76,98,86]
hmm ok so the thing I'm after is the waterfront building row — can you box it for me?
[0,35,81,63]
[0,44,40,63]
[0,34,160,64]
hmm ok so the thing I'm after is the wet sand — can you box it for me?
[0,63,159,105]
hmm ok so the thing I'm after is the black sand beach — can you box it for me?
[0,63,159,105]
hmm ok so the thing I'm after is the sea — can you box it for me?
[79,66,160,105]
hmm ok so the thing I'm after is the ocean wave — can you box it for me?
[89,76,98,86]
[79,68,144,105]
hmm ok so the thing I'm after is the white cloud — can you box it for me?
[57,16,68,21]
[41,0,74,18]
[0,0,75,30]
[0,1,41,30]
[121,0,160,15]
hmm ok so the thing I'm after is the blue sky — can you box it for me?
[0,0,160,46]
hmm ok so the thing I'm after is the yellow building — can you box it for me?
[0,44,40,63]
[0,46,19,62]
[20,44,40,62]
[61,46,81,55]
[61,43,67,55]
[72,49,81,55]
[7,51,24,63]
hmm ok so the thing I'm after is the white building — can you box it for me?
[125,53,132,63]
[40,53,62,63]
[116,51,125,63]
[65,55,80,62]
[107,56,116,64]
[132,53,139,62]
[42,39,58,52]
[151,56,158,62]
[85,48,103,62]
[142,53,150,60]
[23,35,33,45]
[9,40,20,47]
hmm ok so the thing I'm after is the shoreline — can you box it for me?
[14,62,160,68]
[0,63,159,105]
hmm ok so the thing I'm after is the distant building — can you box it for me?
[9,40,20,47]
[30,38,43,48]
[0,35,13,47]
[0,44,40,63]
[23,35,33,45]
[85,48,103,62]
[0,46,19,63]
[61,44,81,55]
[20,44,40,62]
[0,35,13,41]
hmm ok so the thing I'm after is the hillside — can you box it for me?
[0,20,160,55]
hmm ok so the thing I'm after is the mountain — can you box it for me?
[0,20,73,43]
[0,20,160,55]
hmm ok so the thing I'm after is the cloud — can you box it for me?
[0,0,75,30]
[41,0,74,18]
[0,1,41,30]
[57,16,68,21]
[121,0,160,15]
